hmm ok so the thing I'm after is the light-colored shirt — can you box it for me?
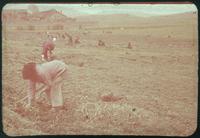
[29,60,68,94]
[36,60,67,86]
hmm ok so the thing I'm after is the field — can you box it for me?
[2,12,198,136]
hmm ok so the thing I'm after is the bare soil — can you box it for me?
[2,12,198,136]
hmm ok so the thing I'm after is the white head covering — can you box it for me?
[53,37,57,42]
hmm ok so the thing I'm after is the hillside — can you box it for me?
[76,11,197,28]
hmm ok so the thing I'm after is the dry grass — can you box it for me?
[2,12,198,136]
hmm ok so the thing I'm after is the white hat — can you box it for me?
[53,37,57,42]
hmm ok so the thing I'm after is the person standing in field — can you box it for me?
[41,33,56,61]
[22,60,68,109]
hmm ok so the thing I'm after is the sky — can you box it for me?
[3,3,197,17]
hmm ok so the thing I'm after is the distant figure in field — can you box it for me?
[98,40,105,47]
[127,42,132,49]
[22,60,68,109]
[62,34,66,39]
[74,36,80,44]
[41,34,56,61]
[65,33,73,46]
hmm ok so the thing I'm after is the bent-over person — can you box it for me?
[22,60,68,109]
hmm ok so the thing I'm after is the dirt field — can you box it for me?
[2,11,198,136]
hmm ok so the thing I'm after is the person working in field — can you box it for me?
[22,60,68,109]
[41,34,56,61]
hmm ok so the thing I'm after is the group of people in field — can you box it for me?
[22,33,68,110]
[21,31,132,110]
